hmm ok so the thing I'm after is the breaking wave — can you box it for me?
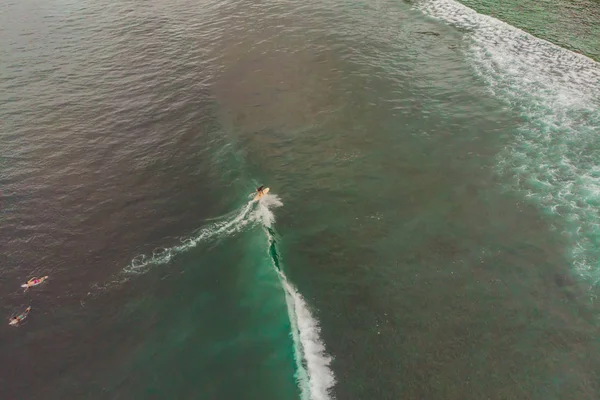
[418,0,600,281]
[122,191,336,399]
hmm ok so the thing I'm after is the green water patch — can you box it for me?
[455,0,600,61]
[103,228,299,400]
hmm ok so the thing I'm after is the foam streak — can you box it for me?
[125,197,261,274]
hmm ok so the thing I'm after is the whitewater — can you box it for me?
[417,0,600,282]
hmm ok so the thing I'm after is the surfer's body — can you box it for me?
[9,306,31,327]
[22,276,48,291]
[253,186,270,201]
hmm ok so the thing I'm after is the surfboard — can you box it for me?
[9,306,31,326]
[21,276,48,288]
[253,187,270,201]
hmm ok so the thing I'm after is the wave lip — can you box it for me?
[281,273,336,400]
[258,196,336,400]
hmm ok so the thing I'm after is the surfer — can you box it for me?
[253,185,269,201]
[22,276,48,291]
[9,306,31,327]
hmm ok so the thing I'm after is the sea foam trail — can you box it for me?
[257,196,336,400]
[125,197,258,274]
[417,0,600,281]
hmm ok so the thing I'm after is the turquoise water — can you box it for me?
[1,0,599,398]
[454,0,600,61]
[419,0,600,280]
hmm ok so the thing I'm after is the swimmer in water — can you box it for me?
[9,306,31,327]
[253,185,269,201]
[22,276,48,291]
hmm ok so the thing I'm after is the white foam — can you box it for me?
[417,0,600,279]
[254,193,284,228]
[124,194,282,274]
[279,272,336,400]
[262,213,335,399]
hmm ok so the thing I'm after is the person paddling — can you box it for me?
[22,276,48,291]
[9,306,31,327]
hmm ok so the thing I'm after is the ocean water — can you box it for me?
[1,0,599,398]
